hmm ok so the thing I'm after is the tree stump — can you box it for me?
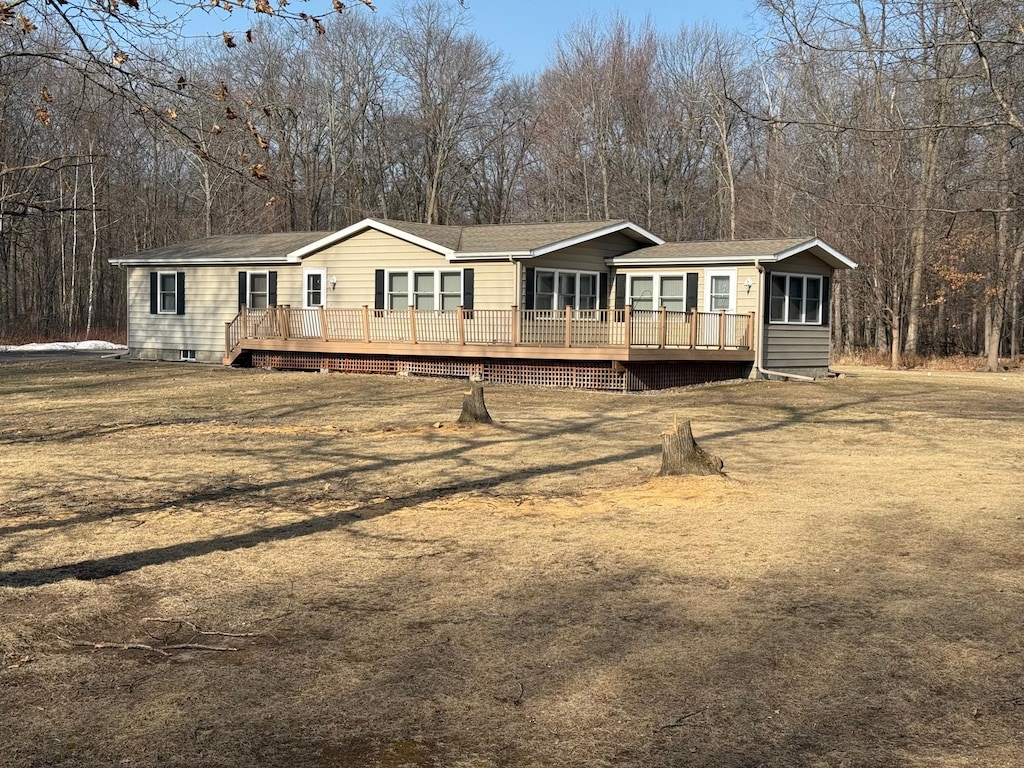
[659,419,723,476]
[458,381,493,424]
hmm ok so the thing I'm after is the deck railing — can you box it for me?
[226,305,755,358]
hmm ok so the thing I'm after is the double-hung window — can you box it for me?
[238,270,277,309]
[626,274,693,312]
[248,271,269,309]
[150,271,185,315]
[629,276,655,310]
[534,269,599,311]
[387,269,463,310]
[769,274,823,324]
[157,272,178,314]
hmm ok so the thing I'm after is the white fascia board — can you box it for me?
[774,238,858,269]
[448,251,531,261]
[109,256,289,267]
[530,221,664,258]
[610,253,766,267]
[286,218,454,261]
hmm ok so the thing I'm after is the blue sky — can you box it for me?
[397,0,764,74]
[177,0,763,75]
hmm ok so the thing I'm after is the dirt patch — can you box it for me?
[1,359,1023,767]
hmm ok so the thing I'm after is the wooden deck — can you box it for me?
[225,306,757,366]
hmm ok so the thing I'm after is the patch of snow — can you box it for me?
[0,340,128,352]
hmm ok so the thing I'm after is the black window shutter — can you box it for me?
[763,272,771,325]
[149,272,158,314]
[462,268,475,310]
[614,274,626,309]
[599,272,609,310]
[374,269,385,310]
[821,275,831,326]
[176,272,186,315]
[268,271,278,307]
[685,272,699,312]
[238,272,247,308]
[524,267,535,310]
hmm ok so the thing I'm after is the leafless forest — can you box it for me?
[3,0,1024,367]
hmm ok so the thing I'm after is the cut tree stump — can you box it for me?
[659,419,723,476]
[458,381,492,424]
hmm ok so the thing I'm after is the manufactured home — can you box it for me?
[109,218,855,391]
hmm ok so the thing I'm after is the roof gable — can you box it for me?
[611,237,856,269]
[287,218,662,261]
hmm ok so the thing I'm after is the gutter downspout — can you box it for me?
[753,260,815,382]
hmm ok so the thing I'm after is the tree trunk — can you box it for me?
[659,420,723,476]
[458,382,492,424]
[890,311,902,370]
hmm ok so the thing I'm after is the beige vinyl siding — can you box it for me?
[127,264,301,363]
[303,229,515,309]
[761,254,835,373]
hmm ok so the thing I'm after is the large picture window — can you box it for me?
[534,269,599,311]
[769,274,823,324]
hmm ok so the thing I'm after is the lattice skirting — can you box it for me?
[248,351,750,392]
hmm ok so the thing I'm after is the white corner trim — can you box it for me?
[530,221,664,258]
[286,218,455,261]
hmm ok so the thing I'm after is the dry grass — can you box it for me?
[1,359,1023,767]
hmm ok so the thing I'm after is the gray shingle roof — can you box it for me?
[377,219,646,252]
[457,220,635,252]
[622,238,811,260]
[111,232,333,265]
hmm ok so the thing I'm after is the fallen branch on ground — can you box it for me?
[71,641,239,656]
[141,617,260,638]
[657,708,707,730]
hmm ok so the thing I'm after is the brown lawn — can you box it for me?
[1,359,1022,767]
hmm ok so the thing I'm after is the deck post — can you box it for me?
[564,305,572,347]
[511,306,519,346]
[278,305,289,340]
[361,305,371,343]
[318,306,329,341]
[718,310,726,350]
[409,305,418,344]
[241,305,248,339]
[224,321,232,357]
[457,306,466,345]
[658,306,668,348]
[747,311,756,349]
[689,309,698,348]
[623,305,632,347]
